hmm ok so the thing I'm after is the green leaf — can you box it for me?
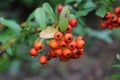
[0,29,18,43]
[43,3,56,22]
[65,0,82,4]
[58,6,70,32]
[0,17,21,34]
[0,55,9,72]
[111,74,120,80]
[6,46,13,56]
[80,1,96,9]
[26,11,34,25]
[34,8,46,30]
[70,14,76,19]
[96,5,107,17]
[86,28,112,43]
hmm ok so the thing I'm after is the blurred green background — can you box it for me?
[0,0,120,80]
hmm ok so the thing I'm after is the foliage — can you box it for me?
[0,0,120,78]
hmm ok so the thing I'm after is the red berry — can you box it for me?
[49,40,59,49]
[39,56,47,65]
[34,42,44,50]
[69,18,78,27]
[68,41,76,50]
[100,22,107,28]
[59,40,67,48]
[54,32,63,40]
[64,33,74,43]
[63,48,72,58]
[66,24,72,33]
[29,48,38,57]
[57,5,63,13]
[76,40,85,49]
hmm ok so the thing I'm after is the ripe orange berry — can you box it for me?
[76,40,85,49]
[111,14,117,22]
[34,42,44,50]
[114,7,120,16]
[50,50,57,58]
[29,48,38,57]
[54,32,63,40]
[54,48,63,56]
[100,22,107,28]
[69,18,78,27]
[59,40,67,48]
[68,41,76,50]
[59,55,71,61]
[49,40,59,49]
[39,56,47,65]
[63,48,72,58]
[64,33,73,43]
[117,17,120,23]
[72,48,81,59]
[57,4,63,13]
[76,36,83,41]
[66,24,72,33]
[104,12,112,19]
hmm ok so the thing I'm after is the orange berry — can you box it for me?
[34,42,44,50]
[59,40,67,48]
[29,48,38,57]
[54,48,63,56]
[50,50,57,58]
[66,24,72,33]
[57,4,63,13]
[68,41,76,50]
[76,40,85,49]
[59,55,71,61]
[64,33,73,43]
[63,48,72,58]
[49,40,59,49]
[72,48,81,59]
[69,18,78,27]
[54,32,63,40]
[39,56,47,65]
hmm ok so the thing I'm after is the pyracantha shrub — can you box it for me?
[29,3,85,65]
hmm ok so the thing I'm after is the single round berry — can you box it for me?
[34,42,44,50]
[76,36,84,42]
[39,56,47,65]
[100,22,107,28]
[50,50,57,58]
[104,12,112,19]
[69,18,78,27]
[76,40,85,49]
[64,33,74,43]
[54,48,63,56]
[68,41,76,50]
[114,7,120,15]
[59,55,71,61]
[63,48,72,58]
[49,40,59,49]
[29,48,38,57]
[72,48,81,59]
[59,40,67,48]
[54,32,63,40]
[57,4,63,13]
[66,24,72,33]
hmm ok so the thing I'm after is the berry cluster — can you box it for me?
[30,32,85,65]
[29,4,85,65]
[48,32,85,62]
[100,7,120,29]
[57,4,78,32]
